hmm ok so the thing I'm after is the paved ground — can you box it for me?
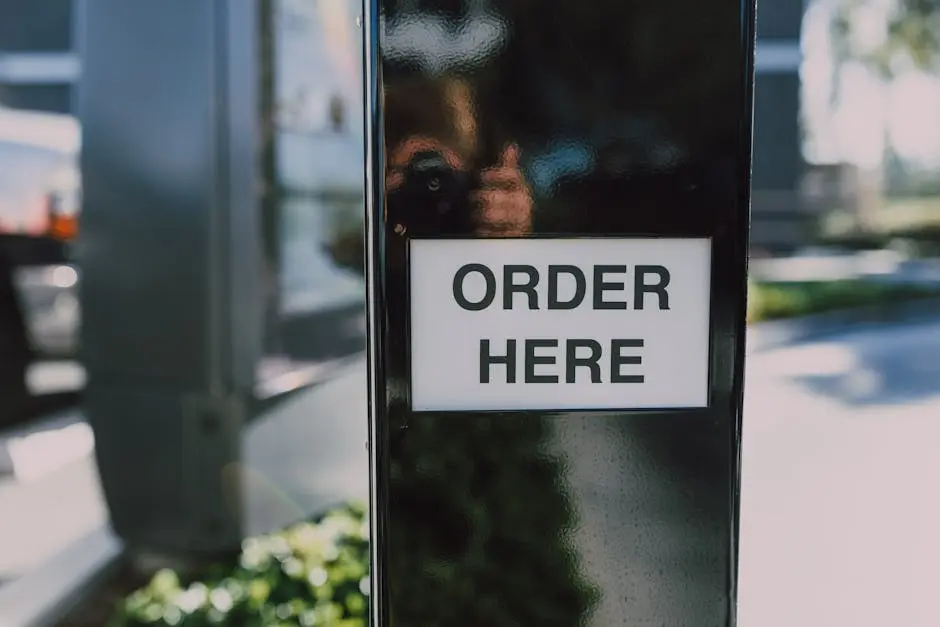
[0,315,939,626]
[0,360,369,582]
[739,316,940,627]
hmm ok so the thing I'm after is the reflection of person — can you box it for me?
[380,75,598,627]
[384,76,533,237]
[322,77,534,276]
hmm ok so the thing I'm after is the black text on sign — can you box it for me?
[409,238,712,411]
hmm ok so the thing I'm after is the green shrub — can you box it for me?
[111,411,600,627]
[110,502,369,627]
[748,280,940,323]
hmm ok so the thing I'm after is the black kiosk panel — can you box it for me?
[363,0,755,625]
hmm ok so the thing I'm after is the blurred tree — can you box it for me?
[825,0,940,234]
[831,0,940,79]
[889,0,940,70]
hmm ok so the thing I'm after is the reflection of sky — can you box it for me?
[278,131,362,191]
[274,0,363,190]
[0,142,67,226]
[274,0,365,314]
[276,0,363,139]
[526,140,595,197]
[0,109,79,229]
[280,197,364,314]
[382,9,509,75]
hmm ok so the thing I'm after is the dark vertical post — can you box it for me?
[364,1,755,626]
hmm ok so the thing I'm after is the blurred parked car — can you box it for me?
[0,105,81,425]
[0,105,81,359]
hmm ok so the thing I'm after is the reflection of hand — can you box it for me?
[385,137,532,236]
[473,144,532,237]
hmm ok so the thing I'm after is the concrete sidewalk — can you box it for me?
[0,357,368,587]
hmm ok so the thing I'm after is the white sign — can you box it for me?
[409,238,712,412]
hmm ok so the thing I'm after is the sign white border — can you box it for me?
[408,237,713,412]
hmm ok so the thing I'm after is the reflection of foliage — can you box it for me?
[325,225,366,276]
[110,503,369,627]
[891,0,940,70]
[387,413,599,626]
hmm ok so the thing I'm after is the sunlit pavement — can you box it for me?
[1,316,940,626]
[739,316,940,627]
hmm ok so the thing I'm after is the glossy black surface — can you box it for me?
[365,0,755,625]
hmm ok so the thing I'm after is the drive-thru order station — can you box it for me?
[364,0,755,625]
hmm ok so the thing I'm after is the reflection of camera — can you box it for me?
[386,150,475,235]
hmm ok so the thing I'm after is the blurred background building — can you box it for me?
[0,0,78,114]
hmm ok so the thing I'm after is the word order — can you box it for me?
[452,263,672,311]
